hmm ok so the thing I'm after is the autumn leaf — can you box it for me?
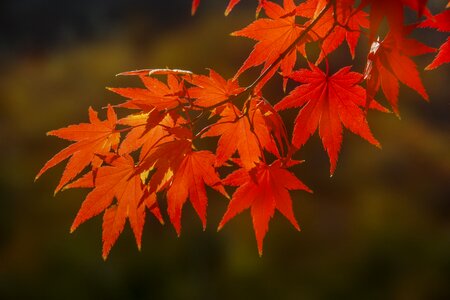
[232,0,302,89]
[364,30,434,114]
[108,74,185,111]
[192,0,201,15]
[254,98,291,157]
[419,10,450,70]
[419,9,450,32]
[218,160,311,256]
[64,154,163,259]
[35,105,120,193]
[202,102,278,169]
[225,0,241,16]
[425,37,450,70]
[275,64,384,175]
[186,69,245,108]
[359,0,430,39]
[292,0,369,64]
[166,150,228,235]
[296,0,365,61]
[118,111,179,163]
[140,138,193,194]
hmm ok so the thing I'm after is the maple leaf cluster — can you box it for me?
[37,0,449,258]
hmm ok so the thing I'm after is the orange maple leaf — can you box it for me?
[35,105,120,193]
[108,74,185,111]
[117,111,177,161]
[294,0,369,63]
[364,30,434,114]
[139,138,193,194]
[254,98,291,157]
[275,64,385,175]
[186,69,245,108]
[64,154,163,259]
[232,0,301,89]
[359,0,430,39]
[202,102,278,169]
[130,137,227,235]
[166,150,228,235]
[218,160,311,256]
[419,10,450,70]
[425,37,450,70]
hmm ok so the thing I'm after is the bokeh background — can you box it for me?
[1,0,449,299]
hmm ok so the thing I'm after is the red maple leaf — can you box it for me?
[186,69,245,108]
[117,111,181,163]
[64,154,163,259]
[275,64,384,175]
[296,0,368,63]
[364,30,434,114]
[202,102,278,169]
[139,138,193,194]
[108,74,185,111]
[166,150,228,235]
[254,98,291,157]
[232,0,301,89]
[192,0,201,15]
[35,105,120,193]
[359,0,430,39]
[425,37,450,70]
[131,137,227,235]
[218,160,311,256]
[225,0,241,16]
[419,9,450,70]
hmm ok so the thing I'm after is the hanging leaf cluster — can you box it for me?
[36,0,449,259]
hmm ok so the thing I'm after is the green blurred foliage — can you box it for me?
[0,1,449,299]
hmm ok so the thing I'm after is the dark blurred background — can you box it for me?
[1,0,449,299]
